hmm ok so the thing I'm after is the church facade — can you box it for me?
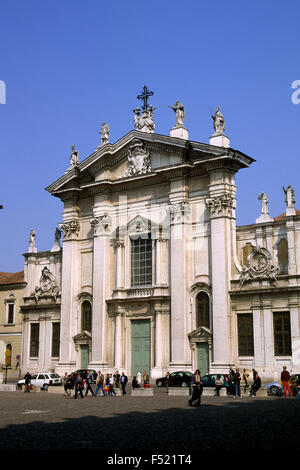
[20,94,300,381]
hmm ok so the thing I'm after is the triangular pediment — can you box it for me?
[73,330,92,344]
[188,326,212,340]
[46,129,255,199]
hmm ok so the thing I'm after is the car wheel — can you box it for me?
[181,382,187,387]
[269,386,279,396]
[42,384,48,391]
[157,380,163,387]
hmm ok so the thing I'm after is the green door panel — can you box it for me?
[81,345,89,369]
[131,320,151,377]
[197,343,209,376]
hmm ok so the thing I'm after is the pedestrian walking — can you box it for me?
[85,370,94,396]
[249,373,261,397]
[74,373,84,399]
[233,368,241,398]
[281,366,292,397]
[24,372,32,392]
[215,375,224,396]
[108,374,116,396]
[120,372,128,395]
[188,382,202,407]
[94,371,106,396]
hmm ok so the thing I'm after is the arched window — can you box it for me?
[242,243,254,266]
[81,301,92,333]
[5,344,12,367]
[277,238,288,275]
[196,292,210,329]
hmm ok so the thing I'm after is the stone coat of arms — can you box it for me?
[125,139,151,177]
[34,267,60,302]
[239,246,279,288]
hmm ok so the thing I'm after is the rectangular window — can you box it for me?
[51,322,60,357]
[131,236,152,287]
[30,323,39,357]
[7,303,14,324]
[237,313,254,356]
[273,312,291,356]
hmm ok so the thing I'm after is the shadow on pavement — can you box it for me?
[0,394,299,454]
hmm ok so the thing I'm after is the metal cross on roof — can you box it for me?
[137,85,154,111]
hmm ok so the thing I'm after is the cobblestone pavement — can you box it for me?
[0,387,299,457]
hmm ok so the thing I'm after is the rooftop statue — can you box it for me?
[70,145,79,168]
[28,228,37,253]
[100,121,110,145]
[211,105,225,134]
[133,86,156,133]
[133,106,156,133]
[169,100,185,127]
[258,192,269,215]
[283,185,295,208]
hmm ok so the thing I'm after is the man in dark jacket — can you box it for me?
[24,372,32,392]
[233,369,241,398]
[188,382,202,407]
[120,372,128,395]
[250,373,261,397]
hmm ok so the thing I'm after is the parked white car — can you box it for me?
[17,372,62,390]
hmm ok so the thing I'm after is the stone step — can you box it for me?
[202,387,228,396]
[48,385,65,394]
[168,387,190,396]
[0,384,17,392]
[21,385,41,392]
[131,388,153,396]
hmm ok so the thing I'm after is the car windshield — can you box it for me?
[31,375,37,379]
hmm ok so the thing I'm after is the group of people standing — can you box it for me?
[228,368,262,398]
[63,370,128,398]
[188,367,263,407]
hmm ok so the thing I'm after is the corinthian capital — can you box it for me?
[90,214,112,236]
[59,220,80,240]
[205,194,235,218]
[166,202,190,222]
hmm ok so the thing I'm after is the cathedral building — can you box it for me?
[20,90,300,381]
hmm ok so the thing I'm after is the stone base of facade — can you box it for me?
[55,362,76,376]
[131,388,153,396]
[167,387,190,396]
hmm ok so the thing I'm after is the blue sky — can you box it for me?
[0,0,299,271]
